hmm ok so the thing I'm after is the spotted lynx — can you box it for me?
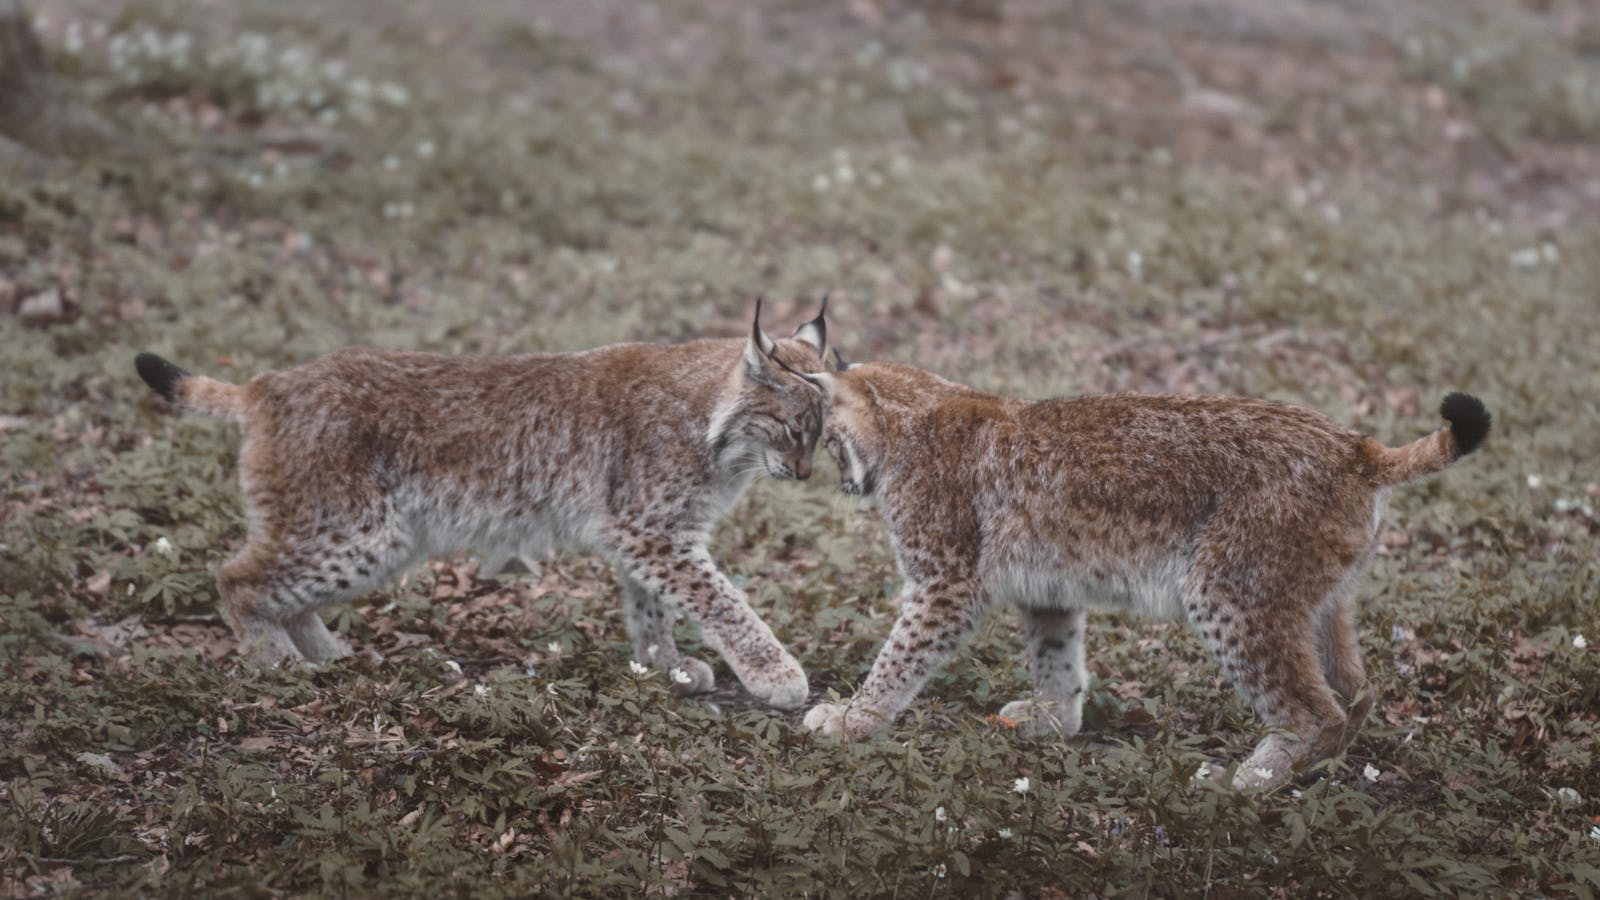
[802,359,1489,788]
[134,303,830,709]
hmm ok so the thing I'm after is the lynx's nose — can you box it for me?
[794,455,812,480]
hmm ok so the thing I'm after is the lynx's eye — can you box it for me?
[784,425,803,445]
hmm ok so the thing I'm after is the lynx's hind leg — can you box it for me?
[1315,589,1372,750]
[218,543,303,666]
[621,575,715,695]
[220,522,413,665]
[999,606,1088,737]
[1185,570,1349,789]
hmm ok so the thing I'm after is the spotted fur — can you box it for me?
[134,304,830,709]
[803,361,1489,788]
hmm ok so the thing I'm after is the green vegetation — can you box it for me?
[3,0,1597,895]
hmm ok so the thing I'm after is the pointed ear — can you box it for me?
[791,293,828,355]
[744,297,780,384]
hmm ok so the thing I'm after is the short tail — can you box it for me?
[134,352,246,420]
[1364,392,1491,485]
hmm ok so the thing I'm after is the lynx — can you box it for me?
[800,359,1489,787]
[134,302,830,709]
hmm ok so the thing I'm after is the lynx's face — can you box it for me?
[819,372,883,497]
[707,302,830,482]
[724,369,826,481]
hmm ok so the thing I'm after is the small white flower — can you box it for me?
[1576,634,1589,651]
[628,659,650,677]
[997,828,1014,839]
[1510,247,1542,269]
[377,82,411,106]
[646,643,659,660]
[546,641,561,654]
[1192,763,1212,782]
[152,536,177,559]
[1363,764,1381,781]
[670,667,691,685]
[1556,787,1581,805]
[1291,789,1303,799]
[1251,766,1275,783]
[473,684,489,697]
[444,659,462,674]
[1589,825,1600,841]
[933,863,946,878]
[934,806,947,823]
[1527,474,1544,489]
[1012,777,1030,795]
[546,683,557,696]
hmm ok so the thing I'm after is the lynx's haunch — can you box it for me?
[802,359,1489,789]
[134,302,830,710]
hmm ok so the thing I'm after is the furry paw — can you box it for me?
[803,702,847,735]
[741,655,810,710]
[667,657,716,696]
[997,699,1077,738]
[1230,736,1300,791]
[238,627,302,667]
[801,702,884,739]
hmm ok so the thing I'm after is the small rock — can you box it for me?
[18,288,64,325]
[74,751,128,779]
[86,571,112,596]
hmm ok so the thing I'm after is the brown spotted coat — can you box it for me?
[804,361,1489,788]
[135,307,829,710]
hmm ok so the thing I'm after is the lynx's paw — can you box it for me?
[667,657,716,696]
[1230,736,1300,791]
[802,702,884,739]
[997,699,1078,738]
[803,702,847,735]
[740,654,810,710]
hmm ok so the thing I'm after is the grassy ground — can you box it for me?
[3,0,1599,895]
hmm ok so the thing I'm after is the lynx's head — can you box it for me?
[706,300,830,481]
[811,358,972,497]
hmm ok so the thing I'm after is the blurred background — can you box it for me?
[2,0,1597,894]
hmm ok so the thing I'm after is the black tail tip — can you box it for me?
[1440,392,1490,456]
[135,352,189,402]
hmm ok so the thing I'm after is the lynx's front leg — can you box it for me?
[804,579,986,739]
[621,575,715,696]
[998,606,1088,737]
[614,537,809,710]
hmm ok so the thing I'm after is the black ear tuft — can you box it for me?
[135,352,190,402]
[1440,392,1490,456]
[792,293,828,354]
[830,347,849,372]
